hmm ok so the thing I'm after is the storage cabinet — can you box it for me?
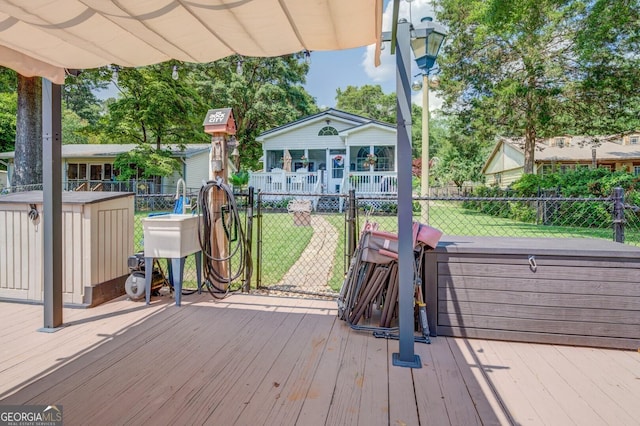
[0,191,134,306]
[424,236,640,350]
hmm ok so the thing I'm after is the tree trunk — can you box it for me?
[524,126,536,175]
[13,75,42,187]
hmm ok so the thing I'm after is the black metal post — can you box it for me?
[244,186,254,292]
[613,187,625,243]
[256,191,263,288]
[347,189,357,263]
[41,79,63,332]
[392,19,421,368]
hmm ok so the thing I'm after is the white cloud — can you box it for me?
[362,0,442,110]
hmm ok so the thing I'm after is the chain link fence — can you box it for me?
[2,183,638,299]
[253,188,639,298]
[255,192,348,297]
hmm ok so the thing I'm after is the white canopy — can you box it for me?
[0,0,383,83]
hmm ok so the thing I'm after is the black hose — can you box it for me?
[197,178,251,299]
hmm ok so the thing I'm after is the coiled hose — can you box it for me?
[197,178,252,299]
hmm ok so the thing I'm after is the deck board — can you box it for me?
[446,338,509,426]
[1,294,639,425]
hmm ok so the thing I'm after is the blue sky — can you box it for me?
[305,0,442,110]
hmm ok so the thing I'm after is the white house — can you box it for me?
[250,109,398,195]
[0,143,213,192]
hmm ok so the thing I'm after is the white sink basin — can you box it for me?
[143,214,201,258]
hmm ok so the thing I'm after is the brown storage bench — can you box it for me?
[424,236,640,350]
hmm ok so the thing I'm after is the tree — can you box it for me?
[0,91,17,154]
[62,109,92,145]
[572,0,640,134]
[430,115,489,187]
[435,0,587,174]
[0,68,17,159]
[62,70,107,127]
[335,85,396,124]
[193,54,318,171]
[113,144,180,181]
[103,62,208,149]
[12,75,42,187]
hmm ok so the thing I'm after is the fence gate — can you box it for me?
[255,192,351,297]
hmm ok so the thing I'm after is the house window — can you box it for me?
[104,164,113,180]
[355,147,370,171]
[67,163,87,180]
[373,146,394,172]
[494,173,502,185]
[634,166,640,176]
[318,126,338,136]
[542,164,553,175]
[267,150,284,170]
[598,164,612,171]
[559,164,572,173]
[631,136,639,145]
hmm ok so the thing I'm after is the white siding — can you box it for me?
[485,143,524,174]
[503,143,524,170]
[184,151,210,189]
[344,126,395,147]
[262,120,354,151]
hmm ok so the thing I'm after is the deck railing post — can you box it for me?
[613,187,625,243]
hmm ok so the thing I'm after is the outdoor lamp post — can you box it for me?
[380,14,446,368]
[410,17,446,223]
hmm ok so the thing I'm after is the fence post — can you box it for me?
[613,187,625,243]
[244,186,254,293]
[347,189,357,263]
[256,190,263,289]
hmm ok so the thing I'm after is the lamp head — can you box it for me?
[410,17,447,73]
[411,79,423,91]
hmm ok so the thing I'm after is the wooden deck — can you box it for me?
[1,293,638,425]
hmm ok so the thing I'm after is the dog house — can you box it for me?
[0,191,134,306]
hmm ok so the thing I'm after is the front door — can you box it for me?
[328,151,346,193]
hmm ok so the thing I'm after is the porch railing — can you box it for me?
[344,172,398,194]
[248,171,321,194]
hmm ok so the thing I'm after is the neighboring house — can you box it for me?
[0,170,6,190]
[0,144,214,192]
[249,108,397,196]
[482,132,640,188]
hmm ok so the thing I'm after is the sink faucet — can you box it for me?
[176,178,187,214]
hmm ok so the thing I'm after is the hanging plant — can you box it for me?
[365,153,377,166]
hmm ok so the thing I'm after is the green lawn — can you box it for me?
[255,213,313,286]
[133,201,638,293]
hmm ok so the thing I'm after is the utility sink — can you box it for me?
[143,214,201,258]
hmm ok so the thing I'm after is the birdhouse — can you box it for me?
[203,108,236,135]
